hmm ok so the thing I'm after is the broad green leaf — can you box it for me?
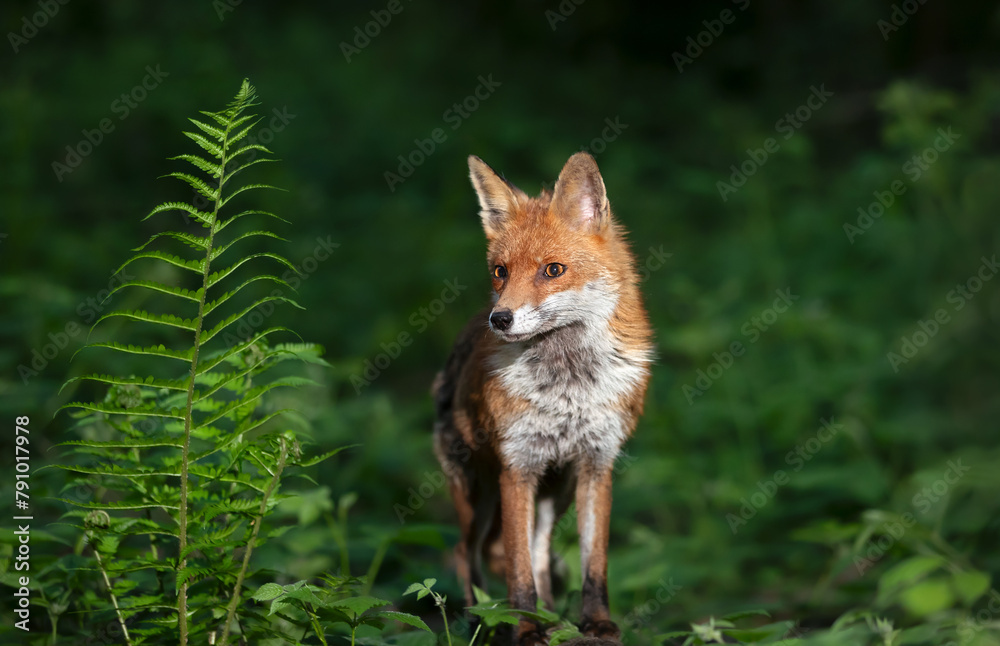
[512,607,560,624]
[252,583,284,601]
[952,570,990,604]
[370,610,431,632]
[878,555,946,604]
[467,604,519,627]
[721,609,772,622]
[899,578,954,616]
[332,596,391,617]
[282,585,326,607]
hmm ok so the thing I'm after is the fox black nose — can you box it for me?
[490,309,513,332]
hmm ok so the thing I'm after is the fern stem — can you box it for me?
[218,437,289,646]
[177,120,230,646]
[92,539,134,646]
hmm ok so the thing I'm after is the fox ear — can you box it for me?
[468,155,525,238]
[551,152,609,232]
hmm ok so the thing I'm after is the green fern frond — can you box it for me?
[223,157,278,183]
[134,231,210,252]
[200,296,303,345]
[210,230,287,262]
[215,209,290,232]
[95,309,198,332]
[143,201,212,225]
[58,78,340,646]
[57,438,184,449]
[205,252,299,289]
[188,117,226,141]
[57,499,180,511]
[202,276,297,316]
[164,171,218,200]
[115,250,205,276]
[60,401,184,419]
[51,464,182,478]
[193,328,296,375]
[220,182,282,208]
[80,341,193,361]
[61,373,189,393]
[227,117,264,147]
[170,153,223,178]
[105,279,201,302]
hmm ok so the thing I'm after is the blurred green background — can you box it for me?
[2,1,1000,643]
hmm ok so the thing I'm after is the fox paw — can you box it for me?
[517,628,549,646]
[580,619,621,640]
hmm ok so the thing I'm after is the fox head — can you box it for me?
[468,152,636,342]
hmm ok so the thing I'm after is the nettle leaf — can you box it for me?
[511,607,560,624]
[372,611,432,633]
[332,596,391,617]
[282,584,326,607]
[467,603,520,627]
[253,583,285,602]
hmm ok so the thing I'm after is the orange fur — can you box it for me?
[433,153,653,645]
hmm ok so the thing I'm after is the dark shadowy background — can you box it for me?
[2,1,999,642]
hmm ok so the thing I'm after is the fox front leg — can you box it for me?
[499,468,547,645]
[576,464,620,640]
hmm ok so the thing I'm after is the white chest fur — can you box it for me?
[488,320,649,473]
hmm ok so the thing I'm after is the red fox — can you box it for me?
[433,152,654,644]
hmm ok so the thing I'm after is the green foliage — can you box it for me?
[2,8,999,646]
[53,80,338,645]
[252,575,430,646]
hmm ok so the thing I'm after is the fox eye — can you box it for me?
[493,265,507,279]
[544,263,565,278]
